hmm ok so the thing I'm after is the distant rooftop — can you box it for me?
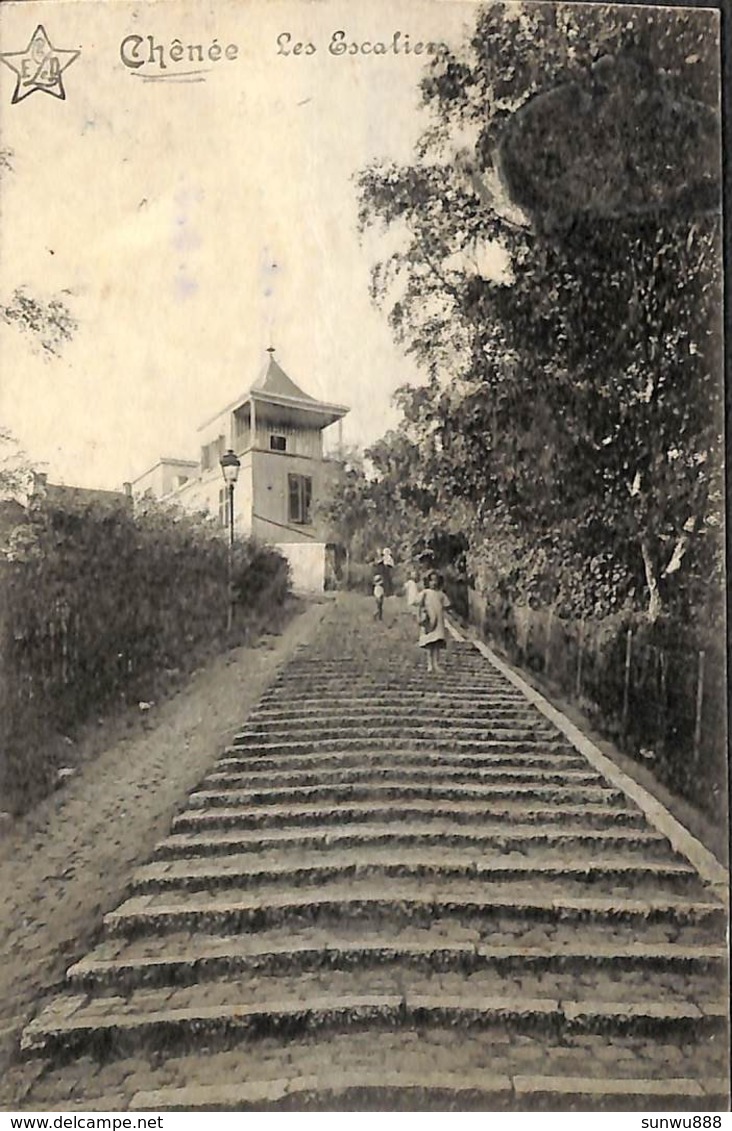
[31,473,133,508]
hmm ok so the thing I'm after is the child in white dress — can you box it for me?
[418,571,451,673]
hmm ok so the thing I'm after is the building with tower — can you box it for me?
[130,350,349,590]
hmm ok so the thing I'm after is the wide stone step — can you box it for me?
[282,657,492,671]
[264,682,527,699]
[67,926,729,991]
[255,694,537,711]
[240,710,556,728]
[276,672,509,687]
[216,749,587,774]
[34,1024,726,1112]
[154,822,671,861]
[262,674,527,692]
[237,728,558,746]
[128,1073,730,1113]
[227,737,572,755]
[103,882,725,938]
[250,705,549,723]
[272,665,509,679]
[187,782,626,808]
[130,849,698,896]
[22,968,728,1056]
[262,674,525,688]
[233,726,558,746]
[171,800,647,833]
[274,662,507,675]
[202,766,604,791]
[227,736,574,756]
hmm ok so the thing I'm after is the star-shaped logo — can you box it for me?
[0,25,80,103]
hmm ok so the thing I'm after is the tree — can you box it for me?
[0,289,77,503]
[357,1,722,621]
[1,288,77,359]
[0,427,32,500]
[319,428,457,571]
[1,147,78,487]
[317,449,372,574]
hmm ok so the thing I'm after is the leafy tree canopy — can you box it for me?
[357,1,723,622]
[1,148,78,496]
[1,287,77,359]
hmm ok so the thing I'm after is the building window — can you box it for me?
[270,434,287,452]
[201,435,225,472]
[288,474,312,525]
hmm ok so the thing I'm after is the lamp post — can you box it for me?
[220,449,241,632]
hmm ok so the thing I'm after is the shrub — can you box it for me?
[0,496,290,812]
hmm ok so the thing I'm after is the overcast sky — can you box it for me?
[0,0,484,489]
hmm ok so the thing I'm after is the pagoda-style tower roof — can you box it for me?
[249,349,348,429]
[251,352,318,402]
[198,349,348,434]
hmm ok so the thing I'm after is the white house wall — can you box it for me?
[278,543,326,593]
[251,449,327,543]
[172,458,253,536]
[132,459,197,498]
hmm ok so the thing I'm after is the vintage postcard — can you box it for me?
[0,0,727,1117]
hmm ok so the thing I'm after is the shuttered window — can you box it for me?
[288,474,312,524]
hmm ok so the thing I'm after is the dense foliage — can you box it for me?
[1,289,77,359]
[319,435,465,572]
[0,496,290,810]
[353,2,723,624]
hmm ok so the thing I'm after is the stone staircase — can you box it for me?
[18,596,729,1110]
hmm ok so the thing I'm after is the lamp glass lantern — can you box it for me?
[220,449,241,543]
[220,449,241,486]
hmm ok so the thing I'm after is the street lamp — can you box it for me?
[220,449,241,632]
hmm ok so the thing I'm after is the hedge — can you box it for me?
[0,496,290,811]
